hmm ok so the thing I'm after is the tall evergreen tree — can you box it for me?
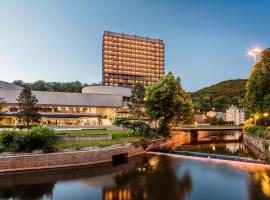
[128,82,146,120]
[244,48,270,117]
[17,87,41,128]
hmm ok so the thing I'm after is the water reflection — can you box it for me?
[0,183,54,200]
[0,154,270,200]
[103,156,192,200]
[162,130,255,158]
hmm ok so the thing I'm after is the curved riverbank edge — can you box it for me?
[0,144,145,173]
[243,133,270,160]
[148,152,270,171]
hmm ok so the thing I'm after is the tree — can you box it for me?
[32,80,47,91]
[128,82,146,120]
[17,87,41,128]
[0,97,6,124]
[146,72,193,135]
[13,80,26,88]
[173,77,194,126]
[244,48,270,117]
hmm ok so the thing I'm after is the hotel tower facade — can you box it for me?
[102,31,165,88]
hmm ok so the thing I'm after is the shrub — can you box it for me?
[0,126,56,153]
[114,118,157,137]
[0,130,22,152]
[25,126,56,152]
[244,124,267,138]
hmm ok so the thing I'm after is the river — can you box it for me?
[0,130,269,200]
[0,153,269,200]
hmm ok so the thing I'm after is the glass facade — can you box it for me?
[0,105,118,126]
[102,31,165,88]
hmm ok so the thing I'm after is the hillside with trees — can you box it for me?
[191,79,247,112]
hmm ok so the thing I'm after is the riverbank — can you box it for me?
[0,143,144,173]
[243,132,270,160]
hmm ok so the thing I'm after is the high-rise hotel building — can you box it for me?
[102,31,165,88]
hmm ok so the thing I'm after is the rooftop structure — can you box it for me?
[0,81,22,90]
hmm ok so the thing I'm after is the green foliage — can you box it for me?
[244,48,270,116]
[146,72,194,135]
[173,87,194,126]
[192,79,246,112]
[244,124,267,138]
[13,80,90,93]
[17,87,41,128]
[128,82,146,120]
[114,118,156,137]
[206,116,234,126]
[0,127,56,152]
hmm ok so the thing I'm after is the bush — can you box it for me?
[244,124,267,138]
[0,130,24,152]
[0,126,56,153]
[114,118,157,137]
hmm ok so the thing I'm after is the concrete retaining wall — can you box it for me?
[55,134,112,141]
[0,144,144,173]
[243,133,270,159]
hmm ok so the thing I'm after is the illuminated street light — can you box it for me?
[263,113,269,127]
[248,47,263,63]
[254,115,259,125]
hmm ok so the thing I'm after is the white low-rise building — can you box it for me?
[0,81,132,126]
[226,106,245,125]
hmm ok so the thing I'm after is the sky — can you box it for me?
[0,0,270,92]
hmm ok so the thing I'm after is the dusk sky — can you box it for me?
[1,0,270,91]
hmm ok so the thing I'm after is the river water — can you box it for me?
[0,130,269,200]
[167,130,256,158]
[0,154,269,200]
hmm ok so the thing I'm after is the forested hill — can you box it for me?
[191,79,247,112]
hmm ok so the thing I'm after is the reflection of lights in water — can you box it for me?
[149,152,270,172]
[137,167,146,172]
[104,188,132,200]
[148,156,159,170]
[254,172,270,197]
[226,143,241,153]
[211,144,216,151]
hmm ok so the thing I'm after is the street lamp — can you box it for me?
[263,112,269,127]
[249,117,254,124]
[248,47,263,63]
[254,116,259,125]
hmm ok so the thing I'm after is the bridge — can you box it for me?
[173,126,243,132]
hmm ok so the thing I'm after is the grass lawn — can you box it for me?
[54,129,141,149]
[54,129,133,139]
[54,137,141,149]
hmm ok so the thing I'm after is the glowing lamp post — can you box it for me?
[248,47,262,63]
[254,116,259,125]
[263,113,269,127]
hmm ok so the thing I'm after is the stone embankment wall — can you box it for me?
[55,134,112,141]
[243,133,270,159]
[0,144,144,173]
